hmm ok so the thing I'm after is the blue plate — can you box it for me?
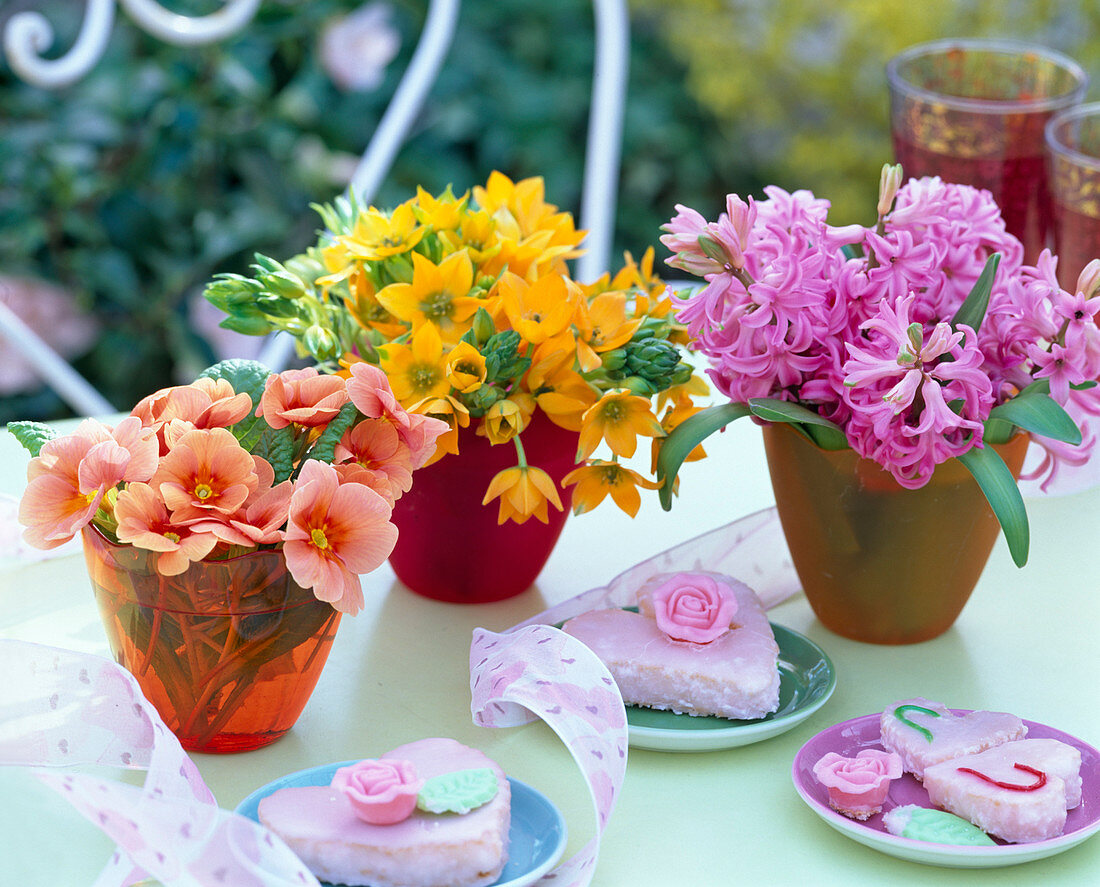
[237,762,567,887]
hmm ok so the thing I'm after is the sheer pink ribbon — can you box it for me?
[467,506,801,886]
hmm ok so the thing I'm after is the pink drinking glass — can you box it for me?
[1046,102,1100,291]
[887,39,1088,262]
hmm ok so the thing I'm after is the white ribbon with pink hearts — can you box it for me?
[0,640,319,887]
[466,506,801,886]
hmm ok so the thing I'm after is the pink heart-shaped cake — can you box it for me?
[879,697,1027,779]
[923,738,1083,843]
[561,572,780,719]
[258,738,510,887]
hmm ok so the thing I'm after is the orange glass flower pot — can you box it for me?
[82,527,340,753]
[763,424,1029,644]
[388,411,578,603]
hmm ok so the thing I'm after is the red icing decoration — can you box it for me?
[956,762,1047,792]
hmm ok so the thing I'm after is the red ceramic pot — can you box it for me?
[389,411,578,603]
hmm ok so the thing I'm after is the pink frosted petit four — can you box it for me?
[562,571,780,720]
[258,738,510,887]
[879,697,1026,779]
[923,738,1082,843]
[813,749,903,820]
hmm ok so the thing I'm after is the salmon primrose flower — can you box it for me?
[10,360,447,614]
[656,165,1100,568]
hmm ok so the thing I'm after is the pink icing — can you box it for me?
[813,749,903,813]
[650,572,738,644]
[331,758,424,825]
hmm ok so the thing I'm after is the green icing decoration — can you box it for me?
[416,768,498,815]
[899,807,996,846]
[893,704,941,743]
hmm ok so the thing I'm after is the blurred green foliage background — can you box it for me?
[2,0,1099,423]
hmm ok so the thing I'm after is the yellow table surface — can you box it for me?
[2,417,1098,886]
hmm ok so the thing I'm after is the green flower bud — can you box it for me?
[285,253,326,285]
[262,271,310,300]
[620,375,655,396]
[304,325,340,361]
[600,348,627,371]
[472,307,497,345]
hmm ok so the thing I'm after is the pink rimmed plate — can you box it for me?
[791,712,1100,868]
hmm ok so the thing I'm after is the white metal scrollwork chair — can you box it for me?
[0,0,629,408]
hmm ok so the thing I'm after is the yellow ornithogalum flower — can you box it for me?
[577,389,666,461]
[337,201,427,262]
[480,396,534,445]
[473,172,585,278]
[342,266,406,339]
[482,464,563,525]
[613,247,671,316]
[574,291,644,371]
[446,341,487,393]
[375,251,480,342]
[526,348,598,432]
[413,185,468,231]
[439,207,501,269]
[498,271,578,345]
[562,460,660,518]
[410,394,470,466]
[377,322,451,405]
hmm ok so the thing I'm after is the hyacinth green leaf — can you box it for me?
[957,445,1029,567]
[747,398,849,450]
[656,402,751,510]
[303,402,360,467]
[986,391,1083,446]
[950,252,1000,334]
[6,421,59,458]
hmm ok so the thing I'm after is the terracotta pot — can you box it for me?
[389,411,578,603]
[762,424,1030,644]
[82,527,340,753]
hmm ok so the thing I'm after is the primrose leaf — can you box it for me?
[957,444,1029,568]
[6,421,59,458]
[655,402,751,510]
[252,426,297,483]
[199,359,272,446]
[302,402,360,467]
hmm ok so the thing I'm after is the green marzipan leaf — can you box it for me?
[957,445,1029,567]
[747,398,849,450]
[950,252,1000,334]
[6,421,59,458]
[986,391,1082,446]
[656,402,751,510]
[416,768,498,815]
[302,402,360,467]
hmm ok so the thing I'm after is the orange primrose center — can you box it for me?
[311,527,330,550]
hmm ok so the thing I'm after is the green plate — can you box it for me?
[626,623,836,752]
